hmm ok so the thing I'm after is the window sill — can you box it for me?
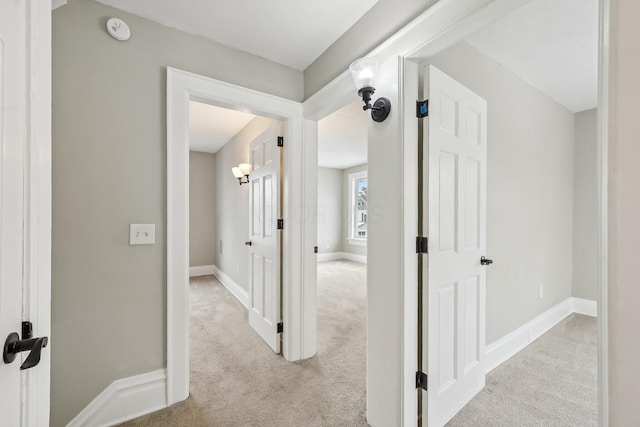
[347,238,367,247]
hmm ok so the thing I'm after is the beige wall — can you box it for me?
[51,0,301,425]
[609,0,640,424]
[429,42,576,343]
[572,109,599,301]
[342,164,368,257]
[317,167,343,254]
[215,117,279,291]
[303,0,439,98]
[189,151,217,267]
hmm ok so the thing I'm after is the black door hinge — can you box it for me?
[277,322,283,333]
[416,236,428,254]
[416,371,428,390]
[277,219,284,229]
[416,100,429,118]
[277,136,284,147]
[314,246,319,254]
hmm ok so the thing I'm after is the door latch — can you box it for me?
[3,322,49,370]
[480,256,493,266]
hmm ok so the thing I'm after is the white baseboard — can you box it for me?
[189,265,215,277]
[317,251,367,264]
[486,297,598,373]
[342,252,367,264]
[572,297,598,317]
[317,252,343,262]
[213,265,249,308]
[67,369,167,427]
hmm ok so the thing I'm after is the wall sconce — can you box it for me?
[232,163,251,185]
[349,57,391,122]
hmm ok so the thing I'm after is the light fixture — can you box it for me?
[232,163,251,185]
[349,57,391,122]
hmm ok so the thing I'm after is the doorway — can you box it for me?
[415,0,601,425]
[315,99,370,421]
[166,68,308,405]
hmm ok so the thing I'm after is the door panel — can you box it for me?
[248,123,282,353]
[421,65,488,427]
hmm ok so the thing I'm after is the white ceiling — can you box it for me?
[189,101,255,154]
[94,0,378,71]
[465,0,598,113]
[318,100,368,169]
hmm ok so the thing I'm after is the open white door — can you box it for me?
[248,123,283,353]
[421,65,487,427]
[0,0,51,426]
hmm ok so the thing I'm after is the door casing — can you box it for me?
[0,0,52,425]
[166,68,309,405]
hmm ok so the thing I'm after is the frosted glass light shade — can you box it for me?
[349,57,378,90]
[232,167,243,179]
[239,163,252,176]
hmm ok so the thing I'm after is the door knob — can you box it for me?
[245,241,252,246]
[3,322,48,370]
[480,256,493,266]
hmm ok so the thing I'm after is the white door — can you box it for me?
[421,65,488,427]
[0,0,51,426]
[248,123,282,353]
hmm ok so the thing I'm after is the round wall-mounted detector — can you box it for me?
[106,18,131,41]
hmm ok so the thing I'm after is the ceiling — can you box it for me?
[94,0,378,71]
[135,0,594,161]
[189,101,255,153]
[318,100,368,169]
[465,0,598,113]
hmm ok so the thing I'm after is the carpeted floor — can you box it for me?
[119,260,368,427]
[447,313,598,426]
[119,260,597,427]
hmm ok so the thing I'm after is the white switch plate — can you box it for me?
[130,224,156,245]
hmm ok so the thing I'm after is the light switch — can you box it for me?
[130,224,156,245]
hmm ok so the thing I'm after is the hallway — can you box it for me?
[121,260,368,426]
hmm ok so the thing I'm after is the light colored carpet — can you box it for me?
[447,313,598,426]
[119,260,368,427]
[119,262,596,427]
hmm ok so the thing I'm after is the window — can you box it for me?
[348,170,367,245]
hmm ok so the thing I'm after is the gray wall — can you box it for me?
[303,0,439,98]
[189,151,217,267]
[215,117,280,291]
[51,0,301,425]
[317,167,343,254]
[609,0,640,423]
[429,42,576,343]
[572,109,599,301]
[342,164,368,256]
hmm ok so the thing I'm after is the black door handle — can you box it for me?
[3,322,48,370]
[245,241,252,246]
[480,256,493,266]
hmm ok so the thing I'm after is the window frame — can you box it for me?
[348,170,368,246]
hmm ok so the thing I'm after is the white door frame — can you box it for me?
[166,67,310,405]
[26,2,53,422]
[303,0,609,424]
[0,0,52,425]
